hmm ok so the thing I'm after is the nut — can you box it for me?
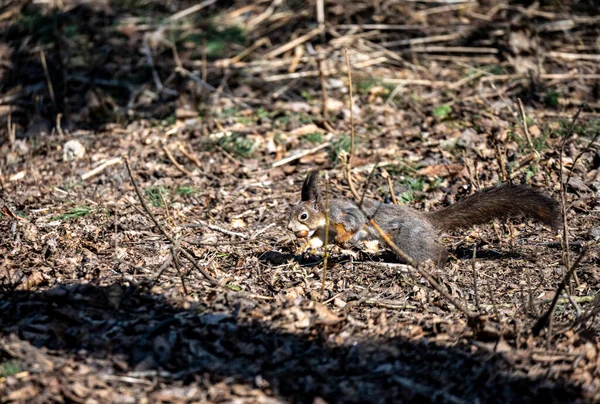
[295,230,309,238]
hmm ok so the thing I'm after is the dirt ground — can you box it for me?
[1,0,600,403]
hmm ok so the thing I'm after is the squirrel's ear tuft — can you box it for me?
[301,170,320,202]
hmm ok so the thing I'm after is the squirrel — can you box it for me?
[287,170,560,265]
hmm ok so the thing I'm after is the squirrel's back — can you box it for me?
[426,184,560,232]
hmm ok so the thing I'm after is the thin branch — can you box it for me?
[321,172,331,301]
[532,246,588,336]
[123,156,219,286]
[558,107,583,288]
[344,47,360,200]
[367,218,476,320]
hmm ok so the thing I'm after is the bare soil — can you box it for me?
[1,1,599,403]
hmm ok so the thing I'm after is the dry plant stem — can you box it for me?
[471,245,481,312]
[359,160,380,207]
[559,107,583,289]
[517,98,535,152]
[171,240,189,296]
[201,38,208,84]
[168,0,217,21]
[526,267,537,316]
[572,294,600,328]
[317,56,328,119]
[122,156,219,286]
[493,142,508,182]
[272,142,331,168]
[39,50,56,110]
[55,113,65,137]
[161,140,192,176]
[565,130,600,188]
[532,246,588,336]
[344,47,360,200]
[368,218,476,319]
[321,173,330,301]
[81,157,123,181]
[207,223,249,239]
[151,253,175,287]
[386,176,399,205]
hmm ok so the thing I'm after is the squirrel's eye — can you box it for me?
[299,213,308,221]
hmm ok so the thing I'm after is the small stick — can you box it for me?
[381,170,399,204]
[471,244,481,313]
[39,50,56,110]
[493,142,508,182]
[171,238,189,295]
[123,156,219,286]
[565,130,600,188]
[360,159,380,208]
[317,56,329,119]
[81,157,122,181]
[486,279,499,317]
[272,142,331,168]
[168,0,217,21]
[517,98,536,152]
[532,246,588,336]
[321,172,330,301]
[526,267,537,316]
[207,223,249,239]
[265,27,324,59]
[368,218,476,319]
[251,223,276,239]
[344,47,361,200]
[558,107,583,288]
[161,140,192,176]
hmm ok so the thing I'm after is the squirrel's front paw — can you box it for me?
[296,236,324,254]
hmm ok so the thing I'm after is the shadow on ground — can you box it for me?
[0,283,583,403]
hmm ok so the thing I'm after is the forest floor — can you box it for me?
[1,0,599,402]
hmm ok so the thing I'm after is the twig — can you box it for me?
[360,159,379,207]
[123,156,219,286]
[368,218,476,319]
[177,66,251,110]
[572,294,600,328]
[565,129,600,189]
[168,0,218,21]
[251,223,276,239]
[39,50,56,110]
[493,142,508,182]
[81,157,123,181]
[381,170,399,204]
[321,172,330,301]
[177,143,220,181]
[265,27,324,59]
[170,238,189,295]
[161,140,192,176]
[143,37,177,97]
[532,246,588,336]
[207,223,249,239]
[558,107,583,288]
[272,142,331,168]
[471,244,480,312]
[344,47,360,200]
[317,56,329,119]
[517,98,536,152]
[358,298,417,310]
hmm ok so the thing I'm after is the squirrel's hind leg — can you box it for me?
[388,219,447,265]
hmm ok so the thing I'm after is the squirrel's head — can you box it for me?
[287,170,326,239]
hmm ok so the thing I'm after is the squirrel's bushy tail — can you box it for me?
[427,184,560,232]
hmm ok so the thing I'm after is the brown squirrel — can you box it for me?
[287,171,560,264]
